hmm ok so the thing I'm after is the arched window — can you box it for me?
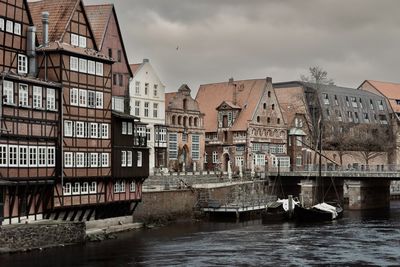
[172,115,176,125]
[183,116,187,127]
[267,117,271,123]
[257,116,260,123]
[178,116,182,125]
[272,104,275,110]
[194,117,198,127]
[183,99,187,110]
[268,91,271,97]
[189,117,193,126]
[263,103,266,109]
[277,118,280,124]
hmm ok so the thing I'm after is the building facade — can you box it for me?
[166,84,205,172]
[129,59,167,174]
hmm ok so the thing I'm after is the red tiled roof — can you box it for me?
[274,85,308,125]
[85,4,113,48]
[363,80,400,113]
[165,92,177,110]
[28,0,79,45]
[36,42,113,61]
[130,63,142,76]
[195,79,267,132]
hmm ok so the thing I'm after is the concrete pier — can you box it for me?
[347,180,391,210]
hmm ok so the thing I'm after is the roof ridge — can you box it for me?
[368,79,400,86]
[199,78,267,87]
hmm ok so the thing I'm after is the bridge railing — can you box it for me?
[267,164,400,174]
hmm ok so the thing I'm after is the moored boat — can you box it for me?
[294,202,343,222]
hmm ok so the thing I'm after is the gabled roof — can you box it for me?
[360,80,400,113]
[165,92,177,110]
[130,63,142,76]
[274,84,308,126]
[195,79,267,132]
[216,101,242,110]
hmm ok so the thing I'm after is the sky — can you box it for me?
[85,0,400,95]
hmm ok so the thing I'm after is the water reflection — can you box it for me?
[1,202,400,266]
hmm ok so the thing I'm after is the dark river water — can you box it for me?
[2,201,400,266]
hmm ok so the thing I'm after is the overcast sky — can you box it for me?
[85,0,400,95]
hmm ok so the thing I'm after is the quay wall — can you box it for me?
[0,221,85,253]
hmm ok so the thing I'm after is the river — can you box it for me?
[2,201,400,266]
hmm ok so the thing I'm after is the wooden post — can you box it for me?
[288,195,293,217]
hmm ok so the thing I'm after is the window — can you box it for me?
[135,81,140,95]
[79,58,87,73]
[47,147,55,166]
[117,50,122,62]
[272,157,290,168]
[113,74,117,86]
[121,151,126,167]
[154,84,158,97]
[102,153,109,167]
[14,23,21,35]
[38,147,46,166]
[90,153,98,167]
[96,92,103,108]
[70,57,79,71]
[137,151,142,167]
[79,89,87,107]
[127,151,132,167]
[19,84,29,107]
[89,182,97,194]
[346,96,350,107]
[364,113,370,123]
[351,97,357,108]
[127,122,133,135]
[144,83,149,95]
[29,146,37,167]
[378,100,384,111]
[71,33,79,46]
[122,122,127,135]
[144,102,149,117]
[6,20,13,33]
[119,74,123,86]
[3,80,13,104]
[0,145,6,167]
[81,182,89,194]
[120,181,125,192]
[88,60,96,74]
[63,183,72,195]
[354,112,359,123]
[254,154,265,167]
[18,54,28,74]
[192,135,200,160]
[134,101,140,116]
[8,145,18,166]
[90,123,98,138]
[64,152,73,167]
[87,90,96,108]
[101,124,109,139]
[76,122,85,137]
[130,181,136,192]
[108,48,112,58]
[212,151,218,163]
[370,99,374,109]
[79,36,86,48]
[359,98,363,108]
[153,103,158,118]
[19,146,28,167]
[72,182,80,195]
[146,128,151,141]
[96,62,103,76]
[296,156,302,166]
[296,136,302,146]
[114,182,120,193]
[334,95,338,105]
[0,18,4,31]
[323,93,329,105]
[70,88,78,106]
[33,86,42,108]
[168,133,178,159]
[76,153,85,167]
[47,88,56,110]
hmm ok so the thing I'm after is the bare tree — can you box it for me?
[301,66,334,85]
[323,121,352,166]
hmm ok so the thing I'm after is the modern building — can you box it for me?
[129,59,167,174]
[166,84,205,172]
[196,77,288,174]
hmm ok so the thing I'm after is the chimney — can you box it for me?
[228,77,234,84]
[266,77,272,83]
[27,26,37,76]
[143,58,149,63]
[42,12,49,47]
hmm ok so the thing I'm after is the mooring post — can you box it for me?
[288,195,293,217]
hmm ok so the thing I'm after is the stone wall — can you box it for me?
[0,221,86,253]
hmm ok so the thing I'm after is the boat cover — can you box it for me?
[313,202,338,219]
[277,199,299,212]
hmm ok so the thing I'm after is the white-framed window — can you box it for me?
[122,122,127,135]
[168,133,178,159]
[272,156,291,168]
[70,56,79,71]
[144,102,149,117]
[137,151,142,167]
[114,181,120,193]
[144,83,149,95]
[96,92,103,108]
[64,120,73,137]
[19,146,28,167]
[79,58,87,73]
[64,152,73,167]
[127,151,132,167]
[3,80,14,104]
[120,181,125,192]
[254,153,265,167]
[79,89,87,107]
[90,123,98,138]
[135,81,140,95]
[112,97,124,112]
[88,60,96,75]
[6,20,13,33]
[0,145,6,167]
[71,33,79,46]
[81,182,89,194]
[63,183,72,195]
[153,103,158,118]
[70,88,78,106]
[296,156,302,166]
[33,86,42,108]
[0,18,4,31]
[29,146,37,167]
[121,151,126,167]
[96,62,103,76]
[18,54,28,74]
[47,147,55,166]
[79,36,86,48]
[89,181,97,194]
[296,136,303,146]
[127,122,133,135]
[191,135,200,160]
[9,145,18,166]
[101,124,108,139]
[130,181,136,192]
[38,147,47,167]
[76,122,85,137]
[76,152,85,167]
[134,100,140,116]
[72,182,80,195]
[87,90,95,108]
[14,23,21,35]
[90,153,98,167]
[47,88,56,110]
[102,153,109,167]
[19,84,29,107]
[153,84,158,97]
[212,151,218,163]
[146,128,151,141]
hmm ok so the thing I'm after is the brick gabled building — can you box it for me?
[196,77,288,174]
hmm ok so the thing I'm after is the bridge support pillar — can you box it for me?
[299,179,316,207]
[347,180,390,210]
